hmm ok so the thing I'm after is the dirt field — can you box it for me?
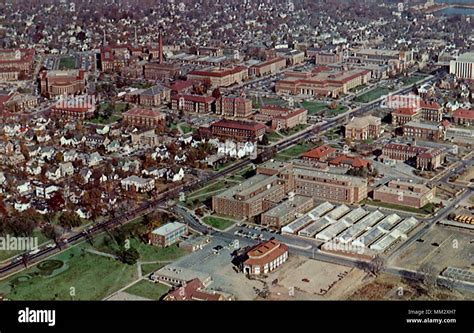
[391,225,474,274]
[349,273,470,300]
[457,166,474,184]
[259,256,367,300]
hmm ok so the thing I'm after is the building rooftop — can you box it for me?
[456,52,474,63]
[151,222,187,236]
[262,195,313,218]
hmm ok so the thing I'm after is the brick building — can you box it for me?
[124,84,171,107]
[453,109,474,126]
[420,101,443,123]
[209,119,266,142]
[255,105,308,131]
[392,107,419,126]
[261,195,314,228]
[381,143,444,170]
[123,107,166,127]
[241,239,289,275]
[249,57,287,77]
[187,66,248,88]
[344,115,381,141]
[171,94,215,113]
[144,62,181,81]
[301,144,337,162]
[39,69,86,98]
[275,67,370,98]
[212,174,286,219]
[50,97,95,120]
[373,180,435,209]
[216,95,253,118]
[149,222,188,247]
[0,48,35,80]
[403,121,444,141]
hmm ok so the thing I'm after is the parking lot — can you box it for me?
[157,235,266,299]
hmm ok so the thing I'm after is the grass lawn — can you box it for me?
[366,200,435,215]
[354,87,391,103]
[300,101,327,115]
[124,280,170,300]
[202,216,235,230]
[90,102,128,124]
[0,229,50,263]
[178,123,194,134]
[90,234,187,263]
[280,124,309,137]
[325,105,347,117]
[267,131,283,142]
[140,263,166,277]
[0,246,138,300]
[184,181,235,208]
[401,74,427,86]
[275,141,315,161]
[252,96,287,108]
[58,56,76,70]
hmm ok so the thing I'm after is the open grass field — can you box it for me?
[124,280,170,300]
[275,141,315,161]
[0,246,138,300]
[300,101,327,115]
[202,216,235,230]
[58,56,77,69]
[0,230,50,263]
[252,96,287,108]
[401,73,428,86]
[354,87,391,103]
[0,224,189,300]
[90,102,128,124]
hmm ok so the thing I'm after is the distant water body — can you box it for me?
[434,0,474,16]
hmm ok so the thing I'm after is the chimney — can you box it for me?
[159,28,164,64]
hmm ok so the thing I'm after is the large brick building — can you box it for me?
[39,69,86,98]
[453,109,474,126]
[123,107,166,128]
[382,143,444,170]
[249,57,287,77]
[212,174,287,219]
[171,94,215,113]
[392,107,419,126]
[144,62,181,81]
[50,96,95,120]
[420,101,443,123]
[187,66,248,88]
[124,84,171,107]
[403,121,444,141]
[0,48,35,80]
[216,95,253,118]
[344,115,381,141]
[275,67,370,98]
[209,119,266,142]
[212,161,368,218]
[254,105,308,131]
[373,180,435,209]
[261,195,314,228]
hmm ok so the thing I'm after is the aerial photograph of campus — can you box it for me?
[0,0,473,306]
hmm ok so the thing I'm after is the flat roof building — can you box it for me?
[149,222,188,247]
[261,195,314,228]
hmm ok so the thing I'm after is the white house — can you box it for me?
[121,176,155,192]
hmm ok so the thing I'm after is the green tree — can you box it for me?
[59,211,83,229]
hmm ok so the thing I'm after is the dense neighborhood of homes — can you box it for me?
[0,0,472,302]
